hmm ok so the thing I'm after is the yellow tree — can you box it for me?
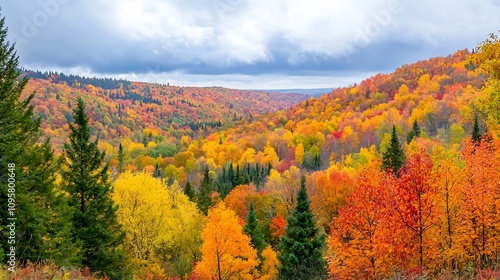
[260,245,279,280]
[113,172,204,276]
[194,202,260,280]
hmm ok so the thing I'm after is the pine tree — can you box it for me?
[0,15,79,266]
[61,98,129,279]
[406,120,421,143]
[184,181,196,201]
[382,125,406,175]
[117,143,125,174]
[471,115,482,144]
[277,176,327,280]
[197,166,214,214]
[244,202,267,261]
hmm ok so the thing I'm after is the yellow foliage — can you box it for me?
[113,172,204,273]
[260,245,279,280]
[194,202,259,280]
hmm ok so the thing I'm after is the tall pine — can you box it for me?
[406,120,421,143]
[244,202,267,261]
[0,15,79,266]
[277,176,327,280]
[197,166,214,214]
[382,125,406,175]
[117,143,125,174]
[471,115,482,144]
[61,98,129,279]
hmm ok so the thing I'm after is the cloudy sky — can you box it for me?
[2,0,500,89]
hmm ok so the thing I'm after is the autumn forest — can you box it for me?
[2,14,500,280]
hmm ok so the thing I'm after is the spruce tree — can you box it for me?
[197,166,214,214]
[244,202,266,261]
[61,98,129,279]
[184,181,196,201]
[382,125,406,175]
[277,176,327,280]
[406,120,421,143]
[471,115,482,143]
[0,15,79,266]
[117,143,125,174]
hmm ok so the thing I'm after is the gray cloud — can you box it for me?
[2,0,500,89]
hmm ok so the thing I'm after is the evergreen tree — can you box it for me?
[197,166,214,214]
[61,98,129,279]
[277,176,327,280]
[153,163,162,178]
[0,15,79,266]
[117,143,125,174]
[406,120,421,143]
[471,115,482,143]
[244,202,267,261]
[382,125,406,175]
[184,181,196,201]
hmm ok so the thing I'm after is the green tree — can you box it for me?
[471,115,482,143]
[0,15,79,266]
[406,120,421,143]
[277,176,327,280]
[117,143,125,174]
[184,181,196,201]
[244,202,267,261]
[382,125,406,175]
[61,98,130,279]
[197,166,214,214]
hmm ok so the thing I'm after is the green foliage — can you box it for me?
[407,120,421,143]
[277,176,327,280]
[184,181,196,201]
[147,143,178,158]
[197,166,214,214]
[0,15,79,266]
[382,125,406,175]
[117,143,125,174]
[244,202,267,261]
[61,98,130,279]
[472,115,482,143]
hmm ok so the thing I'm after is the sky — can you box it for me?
[2,0,500,90]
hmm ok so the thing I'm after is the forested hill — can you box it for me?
[20,70,307,149]
[217,49,487,169]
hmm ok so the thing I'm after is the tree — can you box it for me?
[391,151,439,273]
[194,202,259,280]
[260,245,279,280]
[244,202,267,261]
[474,32,500,124]
[382,125,406,175]
[406,120,421,143]
[197,166,214,214]
[277,176,327,280]
[113,172,204,278]
[0,15,79,266]
[328,164,392,279]
[61,98,129,279]
[117,143,125,174]
[184,181,196,202]
[471,115,482,143]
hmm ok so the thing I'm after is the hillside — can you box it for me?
[21,70,307,149]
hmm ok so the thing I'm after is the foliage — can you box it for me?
[61,98,129,279]
[194,202,259,280]
[277,176,327,280]
[0,15,80,267]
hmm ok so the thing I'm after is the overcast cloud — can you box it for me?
[2,0,500,89]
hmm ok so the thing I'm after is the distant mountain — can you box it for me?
[263,88,333,96]
[21,70,308,150]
